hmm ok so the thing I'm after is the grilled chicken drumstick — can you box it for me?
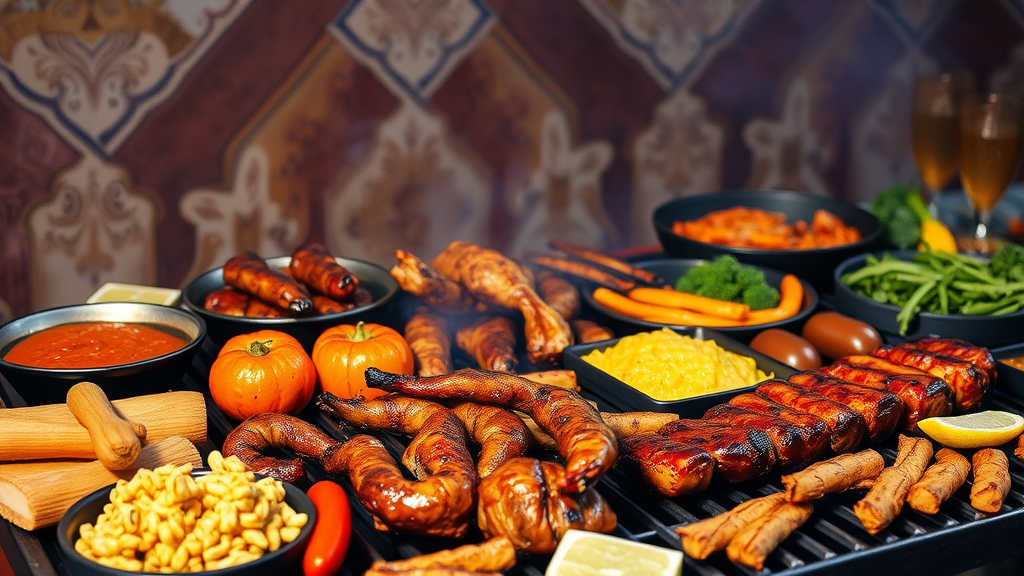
[434,241,573,363]
[536,269,581,320]
[391,249,482,313]
[617,434,714,497]
[456,316,518,372]
[222,413,334,483]
[364,367,617,493]
[405,308,453,376]
[289,242,358,301]
[223,251,312,313]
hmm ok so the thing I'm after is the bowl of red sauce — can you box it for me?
[0,303,206,405]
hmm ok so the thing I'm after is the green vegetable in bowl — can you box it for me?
[871,184,922,249]
[674,255,780,310]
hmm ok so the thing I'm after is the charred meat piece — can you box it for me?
[204,286,250,316]
[787,372,902,443]
[872,345,987,411]
[311,294,355,315]
[570,319,614,344]
[245,298,290,318]
[754,379,867,453]
[659,419,776,483]
[456,316,518,373]
[704,404,828,468]
[405,308,453,376]
[536,270,581,321]
[390,249,483,313]
[822,357,953,431]
[618,434,714,497]
[289,242,358,301]
[223,251,312,314]
[898,338,996,387]
[450,401,531,477]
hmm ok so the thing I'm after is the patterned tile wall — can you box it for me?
[0,0,1022,318]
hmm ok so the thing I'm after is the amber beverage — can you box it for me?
[911,74,964,198]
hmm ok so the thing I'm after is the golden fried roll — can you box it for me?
[366,537,516,574]
[675,493,787,560]
[520,370,578,390]
[971,448,1010,513]
[456,316,518,372]
[203,286,250,316]
[853,435,933,534]
[782,449,885,502]
[570,319,614,344]
[289,242,358,300]
[617,434,714,497]
[223,251,312,313]
[601,411,679,437]
[1016,434,1024,461]
[311,294,355,315]
[907,448,970,514]
[726,501,813,570]
[536,270,580,320]
[244,298,290,318]
[405,308,452,376]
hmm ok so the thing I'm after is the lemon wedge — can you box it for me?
[86,282,182,306]
[917,411,1024,449]
[545,529,683,576]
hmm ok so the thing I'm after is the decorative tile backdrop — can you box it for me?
[0,0,1022,317]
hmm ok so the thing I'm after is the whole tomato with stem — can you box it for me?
[208,330,317,420]
[313,321,413,399]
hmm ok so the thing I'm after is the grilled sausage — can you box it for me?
[754,379,867,453]
[223,251,312,314]
[660,419,776,483]
[897,338,996,387]
[787,372,902,443]
[289,242,358,301]
[704,403,828,468]
[872,345,987,411]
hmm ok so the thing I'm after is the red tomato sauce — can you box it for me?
[3,322,189,369]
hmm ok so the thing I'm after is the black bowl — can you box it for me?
[0,303,206,406]
[58,469,315,576]
[182,256,399,350]
[581,258,818,342]
[833,251,1024,347]
[652,190,882,291]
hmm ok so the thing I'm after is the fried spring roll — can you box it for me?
[971,448,1010,513]
[618,434,714,497]
[823,357,953,431]
[536,270,580,320]
[311,294,355,315]
[660,419,776,483]
[456,316,518,373]
[674,493,787,560]
[787,372,902,442]
[872,345,987,411]
[899,338,996,384]
[405,308,452,377]
[529,255,636,291]
[519,370,578,391]
[549,239,661,284]
[289,242,358,300]
[570,319,614,344]
[755,379,866,453]
[203,286,250,316]
[223,251,312,314]
[907,448,970,514]
[853,435,933,534]
[367,536,516,573]
[601,411,679,437]
[726,501,814,570]
[704,404,828,468]
[782,449,885,502]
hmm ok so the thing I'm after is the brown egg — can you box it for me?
[801,311,882,361]
[750,329,822,371]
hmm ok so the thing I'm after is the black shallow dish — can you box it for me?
[581,258,818,343]
[182,256,399,350]
[563,326,795,417]
[992,344,1024,399]
[834,251,1024,348]
[57,469,315,576]
[0,303,205,406]
[652,189,882,291]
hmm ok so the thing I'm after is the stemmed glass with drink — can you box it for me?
[911,74,967,208]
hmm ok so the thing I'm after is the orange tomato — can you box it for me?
[312,321,413,399]
[209,330,317,420]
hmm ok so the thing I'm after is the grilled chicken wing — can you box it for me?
[223,251,312,314]
[289,242,358,301]
[391,249,483,313]
[434,241,573,363]
[873,345,987,411]
[364,368,617,493]
[822,357,953,431]
[570,319,614,343]
[405,308,453,376]
[450,402,530,477]
[659,419,776,483]
[899,338,996,383]
[618,434,714,497]
[787,372,902,442]
[754,379,866,453]
[456,316,518,372]
[536,270,581,320]
[704,403,828,468]
[477,457,617,553]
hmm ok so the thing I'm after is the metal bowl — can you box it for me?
[57,469,315,576]
[0,303,206,406]
[581,258,818,342]
[652,190,882,291]
[181,256,399,350]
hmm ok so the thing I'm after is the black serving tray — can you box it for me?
[563,326,796,417]
[993,343,1024,399]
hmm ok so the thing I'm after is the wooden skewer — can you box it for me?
[549,240,663,285]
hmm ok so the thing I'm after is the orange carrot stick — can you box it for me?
[742,275,804,325]
[592,288,744,327]
[627,287,750,320]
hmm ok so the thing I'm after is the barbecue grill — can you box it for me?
[3,336,1024,576]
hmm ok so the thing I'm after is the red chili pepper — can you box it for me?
[303,480,352,576]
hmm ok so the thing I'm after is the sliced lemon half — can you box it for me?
[545,529,683,576]
[917,410,1024,449]
[86,282,182,306]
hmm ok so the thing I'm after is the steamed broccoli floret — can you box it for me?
[735,266,767,290]
[871,184,922,249]
[698,283,743,302]
[741,284,781,310]
[990,244,1024,282]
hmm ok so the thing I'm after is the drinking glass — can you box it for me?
[911,74,964,205]
[958,93,1023,253]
